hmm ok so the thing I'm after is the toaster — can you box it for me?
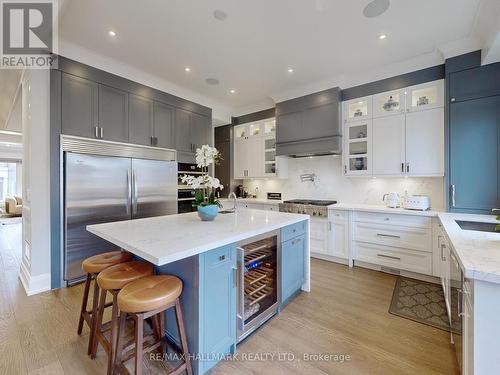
[403,195,431,211]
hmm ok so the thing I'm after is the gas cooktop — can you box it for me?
[279,199,337,217]
[283,199,337,206]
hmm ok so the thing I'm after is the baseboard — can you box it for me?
[354,260,440,284]
[311,252,349,266]
[19,261,51,296]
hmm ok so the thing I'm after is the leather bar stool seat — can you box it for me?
[82,251,133,274]
[78,250,133,356]
[97,261,155,291]
[91,261,154,372]
[117,275,182,313]
[114,275,192,375]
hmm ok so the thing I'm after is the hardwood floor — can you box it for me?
[0,222,458,374]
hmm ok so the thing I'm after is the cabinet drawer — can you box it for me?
[328,210,347,221]
[354,242,432,275]
[281,221,306,242]
[353,222,432,252]
[353,211,432,229]
[204,245,234,268]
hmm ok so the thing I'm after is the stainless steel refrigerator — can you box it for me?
[63,138,177,285]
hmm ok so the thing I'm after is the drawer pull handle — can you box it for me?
[376,233,401,239]
[219,255,226,261]
[384,218,390,221]
[291,239,301,245]
[377,254,401,260]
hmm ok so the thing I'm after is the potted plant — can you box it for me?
[181,145,223,221]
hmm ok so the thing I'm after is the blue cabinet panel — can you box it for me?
[280,234,306,304]
[281,221,306,243]
[449,63,500,102]
[199,245,237,374]
[450,96,500,213]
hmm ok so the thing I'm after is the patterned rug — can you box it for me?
[389,277,459,333]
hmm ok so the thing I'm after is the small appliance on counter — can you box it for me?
[267,192,282,201]
[403,195,431,211]
[382,192,400,208]
[236,185,246,198]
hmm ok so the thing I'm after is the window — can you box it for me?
[0,162,21,203]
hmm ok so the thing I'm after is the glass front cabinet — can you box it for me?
[342,79,444,177]
[233,118,287,179]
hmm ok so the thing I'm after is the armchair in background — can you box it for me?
[5,196,22,216]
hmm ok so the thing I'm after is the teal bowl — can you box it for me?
[197,205,218,221]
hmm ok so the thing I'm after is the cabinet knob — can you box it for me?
[451,98,456,102]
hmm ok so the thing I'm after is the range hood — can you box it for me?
[276,135,342,158]
[275,87,342,158]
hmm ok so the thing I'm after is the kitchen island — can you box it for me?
[87,209,310,374]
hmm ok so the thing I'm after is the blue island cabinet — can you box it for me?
[156,244,237,375]
[280,221,307,306]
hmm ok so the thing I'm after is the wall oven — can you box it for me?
[237,230,280,342]
[177,162,204,213]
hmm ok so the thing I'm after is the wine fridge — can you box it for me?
[237,230,280,342]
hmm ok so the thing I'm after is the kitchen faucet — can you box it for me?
[228,192,238,211]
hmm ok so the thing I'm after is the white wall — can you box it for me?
[19,69,51,296]
[5,92,22,132]
[243,155,445,210]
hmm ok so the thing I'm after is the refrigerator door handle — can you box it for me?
[126,169,131,215]
[237,246,245,333]
[132,169,138,215]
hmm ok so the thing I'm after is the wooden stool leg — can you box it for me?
[87,276,100,355]
[174,300,192,375]
[78,273,92,335]
[107,292,119,375]
[135,314,144,375]
[159,312,166,354]
[91,288,107,358]
[114,311,127,375]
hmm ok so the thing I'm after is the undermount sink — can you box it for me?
[219,210,235,214]
[455,220,499,233]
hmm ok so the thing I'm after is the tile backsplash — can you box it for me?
[243,155,445,210]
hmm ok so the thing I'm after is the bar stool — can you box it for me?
[114,275,192,375]
[91,261,154,372]
[78,250,133,355]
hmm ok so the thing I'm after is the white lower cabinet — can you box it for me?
[351,211,434,276]
[327,210,349,260]
[309,217,329,255]
[354,241,433,275]
[463,279,474,375]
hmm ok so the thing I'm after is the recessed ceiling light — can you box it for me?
[229,89,236,94]
[287,68,294,73]
[205,78,220,85]
[184,67,191,72]
[379,34,387,40]
[213,9,228,21]
[108,30,117,37]
[363,0,390,18]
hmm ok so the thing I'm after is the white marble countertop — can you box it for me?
[87,210,308,266]
[328,203,441,217]
[438,212,500,283]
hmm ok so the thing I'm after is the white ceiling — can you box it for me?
[59,0,498,117]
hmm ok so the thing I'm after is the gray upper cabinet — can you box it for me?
[175,108,211,153]
[129,94,154,146]
[175,108,192,153]
[154,102,175,149]
[191,112,211,150]
[62,73,98,138]
[98,85,129,143]
[59,59,212,153]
